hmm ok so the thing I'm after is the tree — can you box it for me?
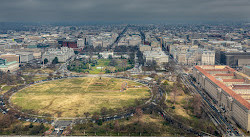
[145,60,158,71]
[136,50,144,65]
[29,123,34,128]
[47,72,53,80]
[128,53,135,64]
[108,55,113,59]
[98,54,103,59]
[176,74,182,87]
[100,107,108,117]
[74,51,79,54]
[91,112,99,121]
[29,123,45,135]
[109,59,117,66]
[121,59,127,71]
[0,114,14,129]
[56,72,61,77]
[95,45,103,52]
[84,112,90,119]
[43,58,48,64]
[193,94,202,117]
[163,60,175,72]
[52,57,59,64]
[135,108,143,122]
[172,83,178,105]
[114,120,120,134]
[152,85,158,97]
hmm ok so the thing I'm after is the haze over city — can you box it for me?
[0,0,249,23]
[0,0,250,136]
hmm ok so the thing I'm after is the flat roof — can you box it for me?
[0,65,7,68]
[205,69,233,72]
[5,61,17,66]
[214,73,234,76]
[233,85,250,90]
[245,66,250,69]
[223,79,245,82]
[195,66,250,110]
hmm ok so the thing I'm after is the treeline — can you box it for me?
[114,45,138,53]
[67,58,97,73]
[72,108,164,136]
[159,77,219,135]
[0,71,23,85]
[0,114,46,135]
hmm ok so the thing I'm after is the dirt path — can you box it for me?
[43,97,57,109]
[84,77,94,91]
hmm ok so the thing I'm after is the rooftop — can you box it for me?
[232,84,250,90]
[222,79,245,82]
[214,73,234,76]
[245,66,250,69]
[194,65,250,110]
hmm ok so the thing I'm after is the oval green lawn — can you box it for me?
[11,77,150,118]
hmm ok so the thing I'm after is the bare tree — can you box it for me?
[114,120,120,135]
[193,94,202,117]
[56,72,61,77]
[47,72,53,80]
[84,112,90,119]
[91,112,99,121]
[172,83,178,105]
[135,108,143,122]
[100,107,108,118]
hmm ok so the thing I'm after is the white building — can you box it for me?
[143,50,169,70]
[42,47,74,63]
[16,52,34,63]
[77,39,85,48]
[99,52,114,59]
[201,50,215,65]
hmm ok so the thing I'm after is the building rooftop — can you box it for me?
[222,79,245,82]
[232,84,250,90]
[214,73,234,76]
[195,65,250,110]
[5,61,18,66]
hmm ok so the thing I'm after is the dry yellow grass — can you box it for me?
[166,89,192,119]
[11,77,150,118]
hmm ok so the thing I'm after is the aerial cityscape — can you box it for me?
[0,0,250,136]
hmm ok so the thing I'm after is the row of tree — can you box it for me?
[0,71,23,85]
[42,57,59,64]
[0,114,46,135]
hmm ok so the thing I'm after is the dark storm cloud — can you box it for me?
[0,0,249,23]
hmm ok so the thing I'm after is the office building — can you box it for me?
[193,65,250,131]
[42,47,74,63]
[0,58,19,72]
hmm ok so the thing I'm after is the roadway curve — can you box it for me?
[2,74,153,123]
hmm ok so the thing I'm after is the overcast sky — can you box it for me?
[0,0,249,23]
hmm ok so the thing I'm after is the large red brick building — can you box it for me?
[62,41,82,52]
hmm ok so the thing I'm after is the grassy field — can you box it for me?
[68,59,133,74]
[88,59,110,74]
[87,59,132,74]
[0,85,14,95]
[11,77,150,118]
